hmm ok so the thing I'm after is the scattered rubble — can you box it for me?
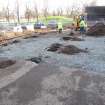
[27,57,42,64]
[10,40,20,44]
[69,31,75,36]
[2,43,8,47]
[0,59,16,69]
[1,39,20,47]
[47,43,87,55]
[23,35,38,39]
[69,30,80,36]
[87,22,105,36]
[62,36,84,41]
[47,43,62,52]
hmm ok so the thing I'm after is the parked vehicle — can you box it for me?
[13,25,23,32]
[26,24,34,31]
[47,20,57,29]
[34,22,46,29]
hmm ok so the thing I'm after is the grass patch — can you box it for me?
[0,16,74,26]
[39,16,73,25]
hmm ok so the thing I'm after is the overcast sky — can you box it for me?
[0,0,105,15]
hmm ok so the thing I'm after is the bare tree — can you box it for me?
[66,7,71,17]
[60,8,63,16]
[0,11,2,19]
[69,3,81,18]
[2,3,10,22]
[57,8,60,16]
[33,3,39,22]
[57,8,63,16]
[43,0,49,21]
[52,10,56,16]
[0,6,15,22]
[43,7,49,20]
[10,11,16,22]
[6,6,10,22]
[25,4,33,22]
[0,7,5,20]
[16,0,20,23]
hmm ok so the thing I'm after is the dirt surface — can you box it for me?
[0,63,105,105]
[0,30,105,104]
[87,22,105,36]
[47,43,87,55]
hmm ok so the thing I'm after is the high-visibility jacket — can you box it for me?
[80,20,87,28]
[58,22,63,30]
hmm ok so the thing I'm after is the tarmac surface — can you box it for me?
[0,62,105,105]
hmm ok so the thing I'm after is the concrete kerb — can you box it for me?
[0,61,38,89]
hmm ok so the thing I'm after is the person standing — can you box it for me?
[79,18,87,38]
[58,21,63,33]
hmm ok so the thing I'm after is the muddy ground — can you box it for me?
[0,31,105,72]
[0,62,105,105]
[0,31,105,104]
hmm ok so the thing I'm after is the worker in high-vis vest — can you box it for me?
[58,21,63,33]
[79,19,87,34]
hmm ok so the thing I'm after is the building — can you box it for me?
[85,6,105,21]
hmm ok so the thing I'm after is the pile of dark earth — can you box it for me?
[47,43,88,55]
[0,58,16,69]
[86,22,105,36]
[62,36,84,41]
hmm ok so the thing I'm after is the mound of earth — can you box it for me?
[47,43,87,55]
[47,43,62,52]
[0,58,16,69]
[87,22,105,36]
[58,45,87,55]
[62,36,84,41]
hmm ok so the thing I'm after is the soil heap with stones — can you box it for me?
[87,22,105,36]
[47,43,88,55]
